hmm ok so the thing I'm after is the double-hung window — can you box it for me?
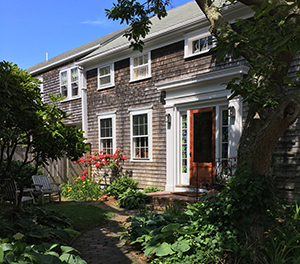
[184,31,216,58]
[98,112,116,154]
[130,107,152,161]
[98,64,114,89]
[130,52,151,81]
[60,67,80,99]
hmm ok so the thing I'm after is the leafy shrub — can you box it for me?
[0,206,77,245]
[0,236,86,264]
[143,186,161,193]
[105,175,139,199]
[0,160,35,187]
[118,189,149,209]
[61,176,103,201]
[161,202,186,218]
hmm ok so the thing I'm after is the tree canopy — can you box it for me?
[0,61,89,184]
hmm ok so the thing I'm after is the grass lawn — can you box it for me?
[44,201,114,231]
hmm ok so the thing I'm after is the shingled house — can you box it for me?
[28,1,300,199]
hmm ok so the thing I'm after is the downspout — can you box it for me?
[79,67,88,141]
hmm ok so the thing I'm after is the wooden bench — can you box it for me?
[32,175,61,205]
[0,178,35,206]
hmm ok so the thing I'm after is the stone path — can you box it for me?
[71,200,147,264]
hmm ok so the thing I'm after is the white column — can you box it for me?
[165,107,175,191]
[228,96,243,158]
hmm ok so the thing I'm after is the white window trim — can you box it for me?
[97,112,116,153]
[130,107,153,162]
[60,66,81,101]
[130,51,151,82]
[36,76,44,101]
[97,63,115,90]
[184,30,216,59]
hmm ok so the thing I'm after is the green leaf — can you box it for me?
[60,245,79,254]
[155,242,174,257]
[0,247,4,261]
[171,240,190,253]
[161,223,180,233]
[144,243,160,257]
[177,226,197,235]
[24,251,41,263]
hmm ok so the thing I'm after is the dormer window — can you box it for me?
[185,31,216,58]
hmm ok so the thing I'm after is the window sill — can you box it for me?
[129,76,152,83]
[184,50,210,59]
[130,158,153,163]
[97,84,115,91]
[61,96,82,103]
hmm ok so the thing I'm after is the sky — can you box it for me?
[0,0,190,70]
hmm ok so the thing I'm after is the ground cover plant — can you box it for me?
[0,205,86,264]
[143,186,161,193]
[122,178,300,263]
[118,188,148,209]
[106,174,139,200]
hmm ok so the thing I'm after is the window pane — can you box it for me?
[221,109,229,158]
[100,76,111,85]
[134,137,148,158]
[138,56,143,65]
[134,57,138,67]
[101,139,113,154]
[133,67,148,80]
[61,86,68,97]
[71,68,78,82]
[72,83,78,96]
[143,54,148,64]
[193,111,212,162]
[181,114,188,173]
[100,118,112,138]
[133,114,147,136]
[61,71,67,85]
[100,66,110,76]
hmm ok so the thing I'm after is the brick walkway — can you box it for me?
[71,201,147,264]
[71,192,196,264]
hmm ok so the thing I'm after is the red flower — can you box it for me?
[80,176,86,180]
[95,163,100,168]
[74,161,77,164]
[113,154,117,159]
[81,170,88,174]
[116,162,120,165]
[122,156,128,160]
[116,148,120,152]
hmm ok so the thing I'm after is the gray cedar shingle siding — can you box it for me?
[39,66,82,126]
[85,40,246,189]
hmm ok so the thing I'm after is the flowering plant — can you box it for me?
[61,176,103,201]
[75,148,127,181]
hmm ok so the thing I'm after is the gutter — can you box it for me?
[28,44,101,75]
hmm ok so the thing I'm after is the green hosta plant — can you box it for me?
[0,206,78,245]
[0,236,86,264]
[143,186,161,193]
[105,174,139,199]
[118,189,148,209]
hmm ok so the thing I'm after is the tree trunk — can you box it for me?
[237,90,300,176]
